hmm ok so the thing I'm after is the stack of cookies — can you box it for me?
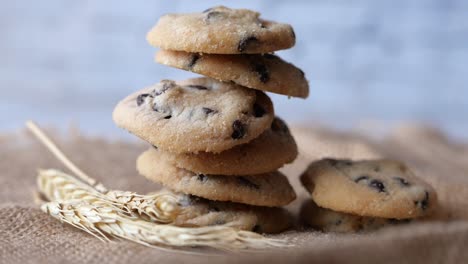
[113,6,309,233]
[299,158,437,232]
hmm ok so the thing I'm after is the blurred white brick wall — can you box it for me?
[1,0,467,139]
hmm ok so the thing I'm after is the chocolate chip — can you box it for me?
[253,103,266,118]
[205,11,224,20]
[415,191,429,210]
[238,36,258,52]
[335,219,343,226]
[152,105,171,118]
[202,107,217,115]
[153,81,175,96]
[369,179,386,193]
[355,175,369,183]
[271,119,288,133]
[237,177,260,190]
[185,85,208,90]
[252,63,269,83]
[394,177,410,186]
[136,93,151,106]
[231,120,246,139]
[342,160,353,166]
[197,174,208,183]
[298,68,305,77]
[202,8,213,13]
[152,145,158,149]
[290,27,296,40]
[263,53,278,60]
[187,54,200,69]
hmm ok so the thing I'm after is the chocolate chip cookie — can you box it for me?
[300,158,437,219]
[156,50,309,98]
[113,77,274,153]
[154,117,297,176]
[147,6,296,54]
[300,199,410,233]
[167,190,292,233]
[137,148,296,207]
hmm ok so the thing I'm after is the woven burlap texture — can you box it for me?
[1,124,468,264]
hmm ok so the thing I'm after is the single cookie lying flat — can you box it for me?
[137,148,296,207]
[156,50,309,98]
[300,158,437,219]
[169,191,292,233]
[300,199,410,233]
[154,117,298,176]
[147,6,296,54]
[113,77,274,153]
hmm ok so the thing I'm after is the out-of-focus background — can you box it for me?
[1,0,467,140]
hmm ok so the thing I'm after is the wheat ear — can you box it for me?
[38,169,180,223]
[42,200,287,250]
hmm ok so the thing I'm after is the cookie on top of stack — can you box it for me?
[113,6,309,233]
[299,158,438,233]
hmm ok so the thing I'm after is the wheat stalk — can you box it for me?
[41,200,287,250]
[38,169,180,223]
[26,121,107,192]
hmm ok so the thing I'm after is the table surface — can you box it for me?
[1,125,468,263]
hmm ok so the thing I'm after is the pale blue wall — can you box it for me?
[1,0,467,139]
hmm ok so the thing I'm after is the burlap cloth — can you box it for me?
[1,124,468,263]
